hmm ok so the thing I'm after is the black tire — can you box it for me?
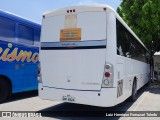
[130,80,137,102]
[0,77,10,103]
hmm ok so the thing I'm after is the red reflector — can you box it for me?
[37,70,40,74]
[105,72,110,78]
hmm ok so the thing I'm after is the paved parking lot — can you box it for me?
[0,83,160,120]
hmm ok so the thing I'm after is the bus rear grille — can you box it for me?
[117,80,123,98]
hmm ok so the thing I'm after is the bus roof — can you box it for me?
[0,9,41,29]
[43,4,148,52]
[154,52,160,55]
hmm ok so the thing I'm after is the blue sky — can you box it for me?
[0,0,121,24]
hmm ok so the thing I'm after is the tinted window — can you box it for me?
[18,24,34,45]
[116,19,148,63]
[0,17,15,42]
[116,20,130,57]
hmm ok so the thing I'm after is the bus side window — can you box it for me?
[18,24,34,45]
[116,19,148,63]
[116,19,130,57]
[117,46,124,56]
[0,16,15,42]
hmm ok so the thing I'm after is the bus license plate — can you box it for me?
[62,95,75,102]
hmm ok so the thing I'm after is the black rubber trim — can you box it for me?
[41,45,106,50]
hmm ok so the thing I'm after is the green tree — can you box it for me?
[117,0,160,52]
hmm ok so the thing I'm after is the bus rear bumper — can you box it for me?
[39,83,117,107]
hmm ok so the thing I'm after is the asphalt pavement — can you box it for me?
[0,83,160,120]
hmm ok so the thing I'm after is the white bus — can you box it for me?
[39,5,150,107]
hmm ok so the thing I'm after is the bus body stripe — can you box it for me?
[41,40,106,50]
[41,45,106,50]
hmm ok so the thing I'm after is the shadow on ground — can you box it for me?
[149,81,160,94]
[37,85,149,120]
[3,90,38,104]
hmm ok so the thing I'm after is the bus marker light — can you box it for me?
[103,8,107,11]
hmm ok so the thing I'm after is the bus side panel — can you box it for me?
[106,11,128,105]
[106,10,117,87]
[116,56,125,102]
[115,57,149,104]
[115,57,147,104]
[0,41,39,93]
[124,58,149,91]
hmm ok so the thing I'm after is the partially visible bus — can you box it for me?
[0,10,41,103]
[153,52,160,80]
[39,5,150,107]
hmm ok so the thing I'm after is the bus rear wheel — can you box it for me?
[0,77,10,103]
[130,80,137,102]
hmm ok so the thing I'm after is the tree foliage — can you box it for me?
[117,0,160,52]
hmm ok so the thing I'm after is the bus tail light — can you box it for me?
[37,63,42,83]
[105,72,110,78]
[37,73,42,83]
[103,79,109,85]
[37,70,42,83]
[105,64,111,69]
[37,76,42,83]
[102,63,114,88]
[37,70,40,75]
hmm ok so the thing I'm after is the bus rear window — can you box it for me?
[0,17,15,42]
